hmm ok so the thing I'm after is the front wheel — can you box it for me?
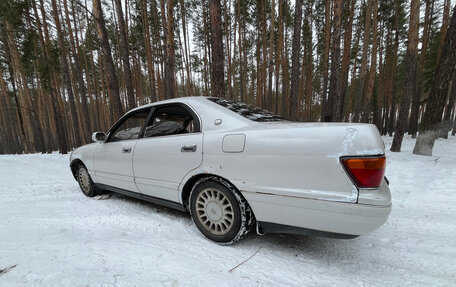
[189,178,254,244]
[77,164,97,197]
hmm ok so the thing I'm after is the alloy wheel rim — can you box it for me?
[196,188,234,235]
[78,168,90,193]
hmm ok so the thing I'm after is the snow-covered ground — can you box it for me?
[0,136,455,286]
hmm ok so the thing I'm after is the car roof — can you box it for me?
[128,96,209,113]
[123,96,253,132]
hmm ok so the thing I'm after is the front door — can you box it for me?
[93,108,151,192]
[133,104,203,202]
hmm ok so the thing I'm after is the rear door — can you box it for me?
[133,104,203,202]
[93,108,151,192]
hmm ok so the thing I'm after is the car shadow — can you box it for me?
[105,191,190,219]
[101,191,363,256]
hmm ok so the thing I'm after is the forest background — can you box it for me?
[0,0,455,155]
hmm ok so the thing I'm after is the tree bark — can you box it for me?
[67,0,92,141]
[409,0,434,138]
[438,0,451,61]
[275,0,284,114]
[340,0,355,122]
[391,0,420,152]
[327,0,343,122]
[413,5,456,155]
[114,0,135,110]
[362,0,378,123]
[289,0,303,121]
[303,2,313,121]
[92,0,123,120]
[439,73,455,138]
[209,0,226,98]
[37,0,69,153]
[267,0,275,111]
[163,0,176,99]
[321,0,331,121]
[51,0,82,148]
[0,64,20,154]
[387,2,401,136]
[355,0,372,123]
[142,0,157,102]
[181,0,193,97]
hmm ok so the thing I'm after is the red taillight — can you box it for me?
[341,156,386,188]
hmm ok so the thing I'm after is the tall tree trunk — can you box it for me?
[142,0,157,102]
[327,0,343,122]
[391,0,420,152]
[67,0,92,140]
[409,0,434,138]
[340,0,355,122]
[375,16,384,130]
[275,0,284,114]
[439,73,456,138]
[289,0,303,121]
[355,0,372,123]
[114,0,135,110]
[347,17,361,122]
[223,0,232,99]
[209,0,226,98]
[92,0,123,120]
[452,107,456,136]
[181,0,193,97]
[0,64,20,154]
[37,0,69,153]
[282,24,290,117]
[414,5,456,155]
[237,0,245,102]
[51,0,82,148]
[438,0,451,61]
[387,4,401,136]
[303,2,313,121]
[260,0,267,108]
[321,0,331,121]
[362,0,378,123]
[162,0,176,99]
[267,0,275,111]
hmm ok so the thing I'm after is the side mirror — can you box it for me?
[92,132,106,142]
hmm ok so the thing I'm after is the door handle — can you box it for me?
[181,144,197,152]
[122,147,132,153]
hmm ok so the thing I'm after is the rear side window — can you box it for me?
[144,105,199,138]
[208,98,283,122]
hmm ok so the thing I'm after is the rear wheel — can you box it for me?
[190,178,254,244]
[77,164,96,197]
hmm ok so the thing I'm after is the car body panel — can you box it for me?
[70,96,391,237]
[243,188,391,236]
[133,133,203,202]
[70,143,96,176]
[182,121,384,204]
[93,139,139,192]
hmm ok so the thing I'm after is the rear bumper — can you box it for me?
[242,190,391,237]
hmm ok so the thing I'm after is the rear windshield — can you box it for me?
[208,98,283,122]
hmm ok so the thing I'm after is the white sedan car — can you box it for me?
[70,97,391,244]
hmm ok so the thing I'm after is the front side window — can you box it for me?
[144,105,198,138]
[109,110,150,142]
[207,98,283,122]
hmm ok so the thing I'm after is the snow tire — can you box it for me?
[77,164,97,197]
[189,177,254,244]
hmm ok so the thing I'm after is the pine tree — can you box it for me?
[391,0,420,152]
[289,0,303,121]
[209,0,226,98]
[414,5,456,155]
